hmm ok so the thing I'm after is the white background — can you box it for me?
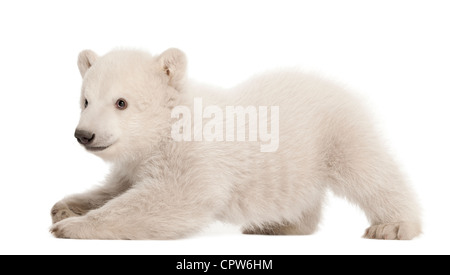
[0,0,449,255]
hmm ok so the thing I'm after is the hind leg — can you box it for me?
[243,199,323,235]
[328,144,422,240]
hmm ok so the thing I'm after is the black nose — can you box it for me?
[74,129,95,145]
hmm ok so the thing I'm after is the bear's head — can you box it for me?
[74,48,187,162]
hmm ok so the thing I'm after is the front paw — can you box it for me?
[50,201,82,224]
[50,216,91,239]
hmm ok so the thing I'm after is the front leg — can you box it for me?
[51,181,221,240]
[51,171,133,224]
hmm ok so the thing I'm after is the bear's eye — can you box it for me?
[115,98,128,110]
[84,99,88,108]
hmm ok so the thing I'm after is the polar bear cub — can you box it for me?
[50,48,422,240]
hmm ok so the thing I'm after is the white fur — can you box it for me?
[50,48,422,240]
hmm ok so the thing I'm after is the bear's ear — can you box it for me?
[157,48,187,90]
[77,50,99,78]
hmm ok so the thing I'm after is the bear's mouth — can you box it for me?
[85,145,110,152]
